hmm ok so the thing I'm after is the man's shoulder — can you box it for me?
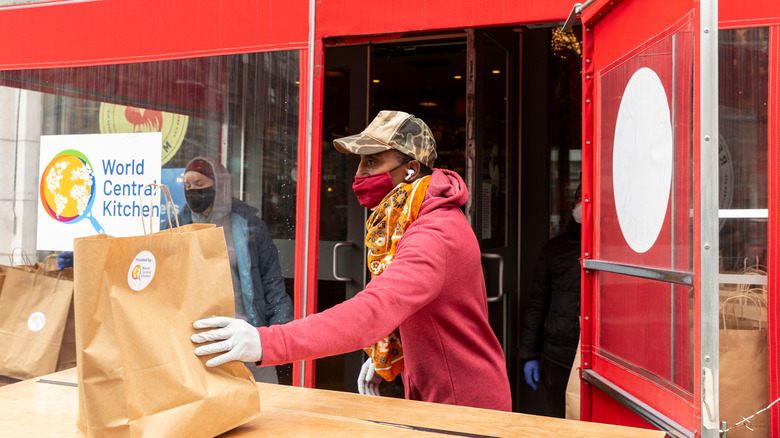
[231,199,259,219]
[415,203,469,232]
[408,205,476,253]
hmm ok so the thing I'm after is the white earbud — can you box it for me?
[405,168,414,181]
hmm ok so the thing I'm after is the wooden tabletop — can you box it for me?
[0,367,664,437]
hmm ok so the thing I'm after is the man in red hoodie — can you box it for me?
[191,110,512,411]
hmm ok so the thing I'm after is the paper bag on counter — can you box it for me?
[564,334,582,421]
[719,293,769,438]
[37,261,77,372]
[0,266,74,379]
[74,222,261,438]
[55,298,77,372]
[0,264,7,298]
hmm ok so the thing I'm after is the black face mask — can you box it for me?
[185,186,215,213]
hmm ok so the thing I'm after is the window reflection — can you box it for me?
[718,27,769,272]
[1,51,299,248]
[1,51,300,384]
[717,27,770,429]
[594,21,694,395]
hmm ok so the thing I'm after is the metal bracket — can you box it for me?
[561,0,595,32]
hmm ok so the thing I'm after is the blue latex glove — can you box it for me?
[57,251,73,270]
[524,360,540,391]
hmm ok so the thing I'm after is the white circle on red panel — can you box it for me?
[612,67,673,254]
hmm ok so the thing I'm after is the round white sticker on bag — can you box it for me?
[128,250,156,291]
[28,312,46,332]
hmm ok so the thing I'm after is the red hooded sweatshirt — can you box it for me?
[257,169,512,411]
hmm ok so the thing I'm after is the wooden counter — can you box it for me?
[0,367,664,437]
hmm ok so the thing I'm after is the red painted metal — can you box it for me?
[720,2,780,29]
[0,0,308,70]
[580,20,595,423]
[767,25,780,438]
[290,40,325,388]
[582,0,699,431]
[591,348,694,428]
[590,386,656,429]
[316,0,574,39]
[691,2,704,432]
[292,49,310,387]
[304,38,326,388]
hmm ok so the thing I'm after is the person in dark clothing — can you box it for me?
[518,185,581,418]
[167,156,293,383]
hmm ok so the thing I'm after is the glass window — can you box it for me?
[595,272,693,393]
[549,27,583,237]
[717,27,770,427]
[0,53,300,384]
[718,27,768,273]
[592,17,694,399]
[595,26,694,272]
[1,52,299,252]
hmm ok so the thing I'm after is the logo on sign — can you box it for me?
[39,149,105,234]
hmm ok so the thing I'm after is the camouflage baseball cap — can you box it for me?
[333,110,437,168]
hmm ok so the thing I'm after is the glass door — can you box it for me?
[581,0,717,435]
[315,45,371,392]
[468,27,520,378]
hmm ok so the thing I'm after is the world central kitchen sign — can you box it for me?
[37,132,163,251]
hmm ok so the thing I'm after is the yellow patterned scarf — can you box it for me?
[363,175,430,381]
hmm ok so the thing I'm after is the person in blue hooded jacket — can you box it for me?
[168,156,293,383]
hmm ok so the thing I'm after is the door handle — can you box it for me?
[333,242,354,282]
[482,253,504,303]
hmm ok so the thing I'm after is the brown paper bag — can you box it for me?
[74,223,261,437]
[36,260,77,372]
[55,298,77,371]
[719,293,769,437]
[565,335,582,420]
[0,264,8,298]
[0,266,74,379]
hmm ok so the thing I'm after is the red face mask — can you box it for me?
[352,171,397,209]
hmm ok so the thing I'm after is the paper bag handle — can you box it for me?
[720,291,767,330]
[141,183,180,235]
[41,254,58,271]
[34,254,72,284]
[10,247,34,266]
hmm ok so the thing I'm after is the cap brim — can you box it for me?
[333,133,393,155]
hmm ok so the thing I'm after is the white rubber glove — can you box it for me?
[191,317,263,367]
[357,358,382,396]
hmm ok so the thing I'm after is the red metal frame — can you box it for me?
[768,24,780,438]
[315,0,575,39]
[581,0,699,431]
[0,0,308,69]
[291,40,326,388]
[716,10,780,436]
[293,49,311,387]
[580,19,595,423]
[720,3,780,30]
